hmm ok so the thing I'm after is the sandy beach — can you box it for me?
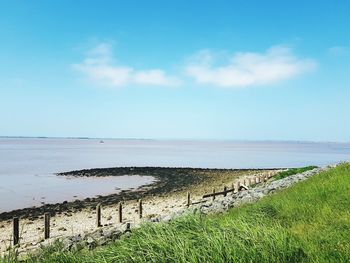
[0,167,280,255]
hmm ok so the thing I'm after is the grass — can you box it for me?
[273,166,318,180]
[2,163,350,263]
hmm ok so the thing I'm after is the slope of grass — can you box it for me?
[273,166,318,180]
[3,163,350,263]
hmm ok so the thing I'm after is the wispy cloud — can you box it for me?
[73,43,317,89]
[72,43,181,87]
[185,45,317,88]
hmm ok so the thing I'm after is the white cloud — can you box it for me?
[185,45,317,88]
[72,43,181,87]
[73,43,316,89]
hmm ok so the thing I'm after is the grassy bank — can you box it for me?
[4,164,350,262]
[273,166,318,180]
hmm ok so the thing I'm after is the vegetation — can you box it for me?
[273,166,318,180]
[2,164,350,263]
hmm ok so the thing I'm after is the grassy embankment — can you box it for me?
[3,164,350,262]
[273,166,317,180]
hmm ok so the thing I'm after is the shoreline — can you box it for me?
[0,167,282,255]
[0,166,281,221]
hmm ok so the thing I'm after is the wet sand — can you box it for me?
[0,167,281,254]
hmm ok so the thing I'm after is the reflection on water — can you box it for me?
[0,138,350,211]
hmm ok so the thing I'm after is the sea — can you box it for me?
[1,137,350,212]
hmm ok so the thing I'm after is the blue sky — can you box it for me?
[0,1,349,141]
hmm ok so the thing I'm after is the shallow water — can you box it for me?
[1,138,350,212]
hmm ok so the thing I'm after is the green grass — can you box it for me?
[3,164,350,263]
[273,166,318,180]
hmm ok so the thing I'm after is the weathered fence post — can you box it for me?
[126,222,131,232]
[237,181,241,191]
[138,199,143,219]
[231,183,235,193]
[212,188,216,201]
[223,186,227,197]
[44,212,50,239]
[96,203,102,227]
[186,192,191,207]
[13,217,19,246]
[118,202,123,223]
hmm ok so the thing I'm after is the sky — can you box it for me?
[0,1,349,141]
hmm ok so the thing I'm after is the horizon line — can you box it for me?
[0,135,349,144]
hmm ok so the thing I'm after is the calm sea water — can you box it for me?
[1,138,350,212]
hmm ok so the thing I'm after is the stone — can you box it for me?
[103,228,122,241]
[86,236,97,250]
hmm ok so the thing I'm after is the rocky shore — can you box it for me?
[0,167,275,221]
[1,167,279,255]
[48,163,339,254]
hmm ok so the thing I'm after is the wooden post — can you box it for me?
[138,199,143,219]
[223,186,227,197]
[237,181,241,191]
[118,202,123,223]
[186,192,191,207]
[250,178,254,186]
[44,212,50,239]
[13,217,19,246]
[212,188,216,201]
[96,203,102,227]
[246,179,250,187]
[126,222,131,232]
[231,183,235,193]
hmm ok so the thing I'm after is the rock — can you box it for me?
[86,236,97,250]
[103,228,122,241]
[122,231,132,239]
[62,239,74,251]
[160,215,173,222]
[239,185,249,191]
[71,234,82,243]
[89,229,103,240]
[70,242,83,252]
[58,227,67,231]
[148,215,161,222]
